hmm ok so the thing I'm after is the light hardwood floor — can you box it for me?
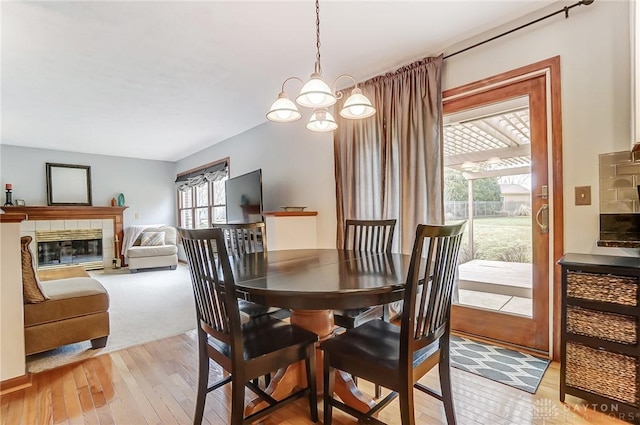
[1,330,632,425]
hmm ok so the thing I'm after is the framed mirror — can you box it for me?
[46,163,92,206]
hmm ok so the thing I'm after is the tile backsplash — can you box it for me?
[599,151,640,213]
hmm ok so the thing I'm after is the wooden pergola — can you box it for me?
[443,97,532,254]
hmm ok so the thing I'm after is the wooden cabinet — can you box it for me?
[558,253,640,424]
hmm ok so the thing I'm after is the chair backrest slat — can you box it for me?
[344,219,396,253]
[179,227,244,350]
[216,223,267,255]
[400,222,465,362]
[426,237,446,338]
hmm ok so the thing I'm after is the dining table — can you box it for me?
[228,248,412,414]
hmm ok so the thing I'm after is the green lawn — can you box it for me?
[447,216,532,263]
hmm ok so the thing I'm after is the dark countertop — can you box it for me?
[559,252,640,269]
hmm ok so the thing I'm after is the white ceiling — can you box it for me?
[1,1,556,161]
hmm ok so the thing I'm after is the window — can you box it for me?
[176,160,228,229]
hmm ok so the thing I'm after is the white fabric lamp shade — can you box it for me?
[306,108,337,132]
[339,88,376,119]
[267,93,302,122]
[296,73,336,108]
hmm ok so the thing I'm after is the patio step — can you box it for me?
[458,289,532,316]
[458,259,532,298]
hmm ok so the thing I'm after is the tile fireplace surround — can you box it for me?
[0,206,127,270]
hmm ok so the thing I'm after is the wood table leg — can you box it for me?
[334,370,376,412]
[244,364,302,413]
[244,309,375,415]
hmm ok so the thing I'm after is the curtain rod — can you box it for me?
[443,0,595,60]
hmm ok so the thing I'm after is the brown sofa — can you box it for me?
[24,275,110,355]
[21,235,110,356]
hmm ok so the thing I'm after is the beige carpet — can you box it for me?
[26,264,196,373]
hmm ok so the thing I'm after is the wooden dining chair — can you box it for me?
[216,222,267,255]
[343,219,396,253]
[215,222,289,320]
[335,219,397,326]
[333,219,397,398]
[321,222,466,425]
[179,227,319,425]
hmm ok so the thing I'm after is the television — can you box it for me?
[225,169,264,224]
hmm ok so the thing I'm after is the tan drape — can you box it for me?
[334,55,444,254]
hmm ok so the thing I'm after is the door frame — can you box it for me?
[443,57,564,360]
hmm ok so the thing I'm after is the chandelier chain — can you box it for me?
[315,0,322,74]
[266,0,376,128]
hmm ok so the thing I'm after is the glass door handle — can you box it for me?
[535,204,549,234]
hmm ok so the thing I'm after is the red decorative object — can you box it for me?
[5,183,12,190]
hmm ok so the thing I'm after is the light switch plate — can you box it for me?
[575,186,591,206]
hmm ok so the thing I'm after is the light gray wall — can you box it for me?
[178,0,632,256]
[442,0,632,255]
[177,120,338,248]
[0,145,176,226]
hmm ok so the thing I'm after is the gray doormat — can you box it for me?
[449,335,550,394]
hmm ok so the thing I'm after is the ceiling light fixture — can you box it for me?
[266,0,375,132]
[461,161,476,171]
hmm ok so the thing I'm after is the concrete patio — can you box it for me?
[456,259,533,317]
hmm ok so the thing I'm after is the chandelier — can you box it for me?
[266,0,376,132]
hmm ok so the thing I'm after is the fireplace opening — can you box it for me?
[38,239,103,267]
[36,229,104,270]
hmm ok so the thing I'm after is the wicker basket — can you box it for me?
[566,271,638,306]
[566,342,639,407]
[567,306,638,345]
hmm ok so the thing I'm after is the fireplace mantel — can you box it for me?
[1,206,128,264]
[0,205,127,220]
